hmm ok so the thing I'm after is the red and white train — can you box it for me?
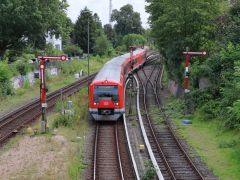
[89,46,150,121]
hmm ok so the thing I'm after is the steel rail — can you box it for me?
[141,60,204,179]
[93,123,99,180]
[115,121,125,180]
[133,74,164,180]
[123,78,140,180]
[93,122,126,179]
[138,66,176,179]
[151,65,205,179]
[0,73,97,144]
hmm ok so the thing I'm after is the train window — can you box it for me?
[94,85,119,101]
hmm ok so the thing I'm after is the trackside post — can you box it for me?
[36,55,66,133]
[182,48,208,114]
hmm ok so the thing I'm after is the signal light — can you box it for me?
[45,59,50,66]
[186,72,190,76]
[45,86,50,92]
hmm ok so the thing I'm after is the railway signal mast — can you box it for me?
[182,48,208,114]
[182,49,208,93]
[36,55,66,133]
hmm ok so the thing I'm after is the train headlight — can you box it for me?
[114,103,119,105]
[94,102,99,105]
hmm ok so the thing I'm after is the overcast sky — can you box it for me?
[66,0,150,28]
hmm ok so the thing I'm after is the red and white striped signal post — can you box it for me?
[182,50,208,114]
[36,55,66,133]
[182,51,208,93]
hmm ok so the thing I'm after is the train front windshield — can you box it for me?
[94,85,119,101]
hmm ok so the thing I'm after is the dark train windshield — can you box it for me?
[94,85,119,101]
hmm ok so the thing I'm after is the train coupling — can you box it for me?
[101,109,111,116]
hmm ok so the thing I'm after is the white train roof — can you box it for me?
[92,47,147,83]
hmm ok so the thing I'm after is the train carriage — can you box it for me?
[89,46,150,121]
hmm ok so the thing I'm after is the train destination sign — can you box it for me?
[36,55,67,61]
[182,51,208,56]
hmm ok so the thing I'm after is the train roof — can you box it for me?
[92,47,148,84]
[93,63,122,83]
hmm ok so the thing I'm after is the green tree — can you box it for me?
[61,17,74,47]
[223,3,240,45]
[74,7,97,53]
[146,0,221,82]
[123,34,146,51]
[111,4,144,37]
[63,45,83,57]
[103,24,116,45]
[94,35,111,56]
[93,13,102,29]
[0,0,69,59]
[44,43,62,56]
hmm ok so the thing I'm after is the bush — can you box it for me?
[8,64,19,76]
[123,34,146,50]
[21,81,32,90]
[52,114,74,128]
[60,60,83,75]
[0,81,15,98]
[63,45,83,57]
[0,61,12,83]
[94,35,111,56]
[15,88,26,96]
[45,43,62,56]
[16,53,35,61]
[142,160,156,180]
[108,48,116,57]
[14,61,32,75]
[0,62,15,98]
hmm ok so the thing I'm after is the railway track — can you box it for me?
[93,119,135,179]
[136,60,204,179]
[0,73,96,145]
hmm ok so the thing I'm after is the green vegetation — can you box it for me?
[73,7,98,54]
[50,88,89,179]
[146,0,240,131]
[2,0,240,179]
[146,0,221,83]
[0,0,69,58]
[0,1,153,65]
[131,120,137,126]
[0,52,109,179]
[63,45,83,57]
[0,61,14,98]
[94,34,111,56]
[123,34,146,51]
[111,4,144,37]
[142,160,157,180]
[0,55,110,113]
[145,8,240,178]
[164,96,240,180]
